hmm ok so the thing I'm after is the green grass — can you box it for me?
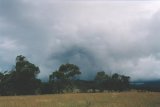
[0,92,159,107]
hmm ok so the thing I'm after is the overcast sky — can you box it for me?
[0,0,160,81]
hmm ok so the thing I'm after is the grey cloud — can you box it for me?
[0,1,160,81]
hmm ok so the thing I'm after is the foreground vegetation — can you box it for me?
[0,55,130,95]
[0,92,159,107]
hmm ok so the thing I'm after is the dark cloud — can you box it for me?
[0,1,160,81]
[49,46,102,80]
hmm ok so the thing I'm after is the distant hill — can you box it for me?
[131,80,160,92]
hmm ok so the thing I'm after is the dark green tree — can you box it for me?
[0,55,41,95]
[95,71,109,81]
[110,73,130,91]
[12,55,41,95]
[49,63,81,93]
[120,75,130,90]
[58,63,81,80]
[95,71,109,92]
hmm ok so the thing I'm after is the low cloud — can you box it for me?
[0,1,160,81]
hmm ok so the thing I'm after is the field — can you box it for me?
[0,92,159,107]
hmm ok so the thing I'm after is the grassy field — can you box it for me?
[0,92,159,107]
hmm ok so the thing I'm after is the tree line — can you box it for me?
[0,55,130,96]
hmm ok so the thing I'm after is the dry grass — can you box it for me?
[0,92,159,107]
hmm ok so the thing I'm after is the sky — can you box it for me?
[0,0,160,81]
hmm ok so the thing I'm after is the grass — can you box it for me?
[0,92,159,107]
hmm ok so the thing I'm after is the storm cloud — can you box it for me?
[0,0,160,81]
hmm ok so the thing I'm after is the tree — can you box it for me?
[49,63,81,93]
[58,63,81,80]
[40,82,53,94]
[120,75,130,90]
[0,72,4,82]
[0,55,41,95]
[110,73,130,91]
[95,71,108,81]
[49,70,66,93]
[95,71,109,92]
[13,55,41,95]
